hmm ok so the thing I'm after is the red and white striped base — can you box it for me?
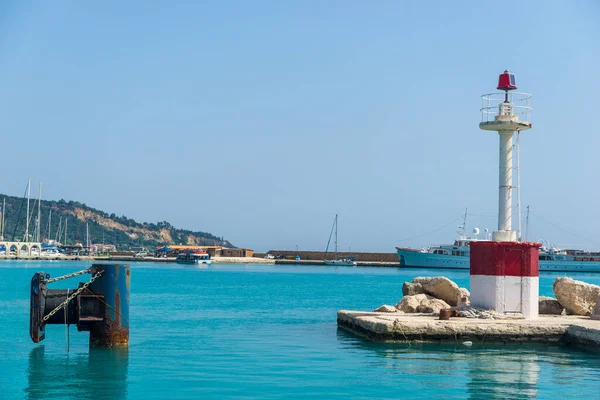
[470,275,539,318]
[470,241,541,319]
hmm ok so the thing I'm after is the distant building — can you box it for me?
[221,248,254,258]
[94,244,117,253]
[156,245,224,257]
[156,245,254,258]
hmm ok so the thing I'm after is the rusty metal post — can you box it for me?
[86,264,130,348]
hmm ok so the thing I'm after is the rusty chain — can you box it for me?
[43,268,92,284]
[42,269,104,323]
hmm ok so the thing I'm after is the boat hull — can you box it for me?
[397,248,470,269]
[324,260,357,267]
[397,248,600,273]
[176,259,212,265]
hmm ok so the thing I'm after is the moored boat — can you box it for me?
[397,243,600,272]
[397,207,600,272]
[176,251,212,265]
[323,214,357,267]
[397,235,600,273]
[324,256,357,267]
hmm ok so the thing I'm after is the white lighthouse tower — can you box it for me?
[470,71,539,319]
[479,70,531,241]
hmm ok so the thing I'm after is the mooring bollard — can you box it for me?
[87,264,130,347]
[30,263,130,348]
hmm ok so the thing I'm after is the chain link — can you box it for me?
[43,268,92,284]
[42,269,104,323]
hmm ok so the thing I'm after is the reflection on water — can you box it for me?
[336,328,600,399]
[26,345,128,399]
[465,349,539,399]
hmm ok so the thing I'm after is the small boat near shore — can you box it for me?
[176,251,212,265]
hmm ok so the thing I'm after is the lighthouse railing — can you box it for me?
[480,92,531,123]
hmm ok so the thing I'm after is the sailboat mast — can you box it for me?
[1,197,5,240]
[56,216,62,243]
[334,214,338,260]
[37,182,42,242]
[64,218,68,245]
[324,214,336,260]
[47,210,52,242]
[459,207,468,237]
[25,178,30,242]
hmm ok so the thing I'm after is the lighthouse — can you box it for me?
[470,71,540,318]
[481,70,531,241]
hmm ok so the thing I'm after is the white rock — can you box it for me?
[417,298,450,314]
[412,277,433,285]
[396,294,428,313]
[553,277,600,316]
[395,294,450,315]
[413,276,462,306]
[373,305,399,313]
[402,282,425,296]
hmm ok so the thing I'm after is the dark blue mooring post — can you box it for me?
[30,263,130,348]
[86,264,130,347]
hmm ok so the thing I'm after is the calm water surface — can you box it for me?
[1,261,599,399]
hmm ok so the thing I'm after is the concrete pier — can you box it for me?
[337,311,600,350]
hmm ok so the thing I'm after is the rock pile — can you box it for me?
[395,293,450,314]
[373,276,470,315]
[411,277,467,306]
[372,276,600,319]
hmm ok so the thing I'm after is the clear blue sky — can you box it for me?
[1,1,599,252]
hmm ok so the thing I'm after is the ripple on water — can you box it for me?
[0,261,599,399]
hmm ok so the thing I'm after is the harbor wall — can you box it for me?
[258,250,398,262]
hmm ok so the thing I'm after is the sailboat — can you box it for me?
[324,214,357,267]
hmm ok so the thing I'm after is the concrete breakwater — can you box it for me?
[338,276,600,350]
[258,250,399,263]
[337,312,600,348]
[274,259,400,267]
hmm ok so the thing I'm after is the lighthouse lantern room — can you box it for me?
[497,70,517,91]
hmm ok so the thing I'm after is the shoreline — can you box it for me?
[0,255,401,266]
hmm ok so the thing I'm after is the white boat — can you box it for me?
[324,214,357,267]
[396,211,600,273]
[176,251,213,265]
[41,248,61,259]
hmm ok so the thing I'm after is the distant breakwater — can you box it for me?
[256,251,399,263]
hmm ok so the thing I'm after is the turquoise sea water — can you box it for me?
[1,261,600,399]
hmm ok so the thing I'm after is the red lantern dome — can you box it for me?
[497,70,517,91]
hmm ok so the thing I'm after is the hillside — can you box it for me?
[0,194,235,250]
